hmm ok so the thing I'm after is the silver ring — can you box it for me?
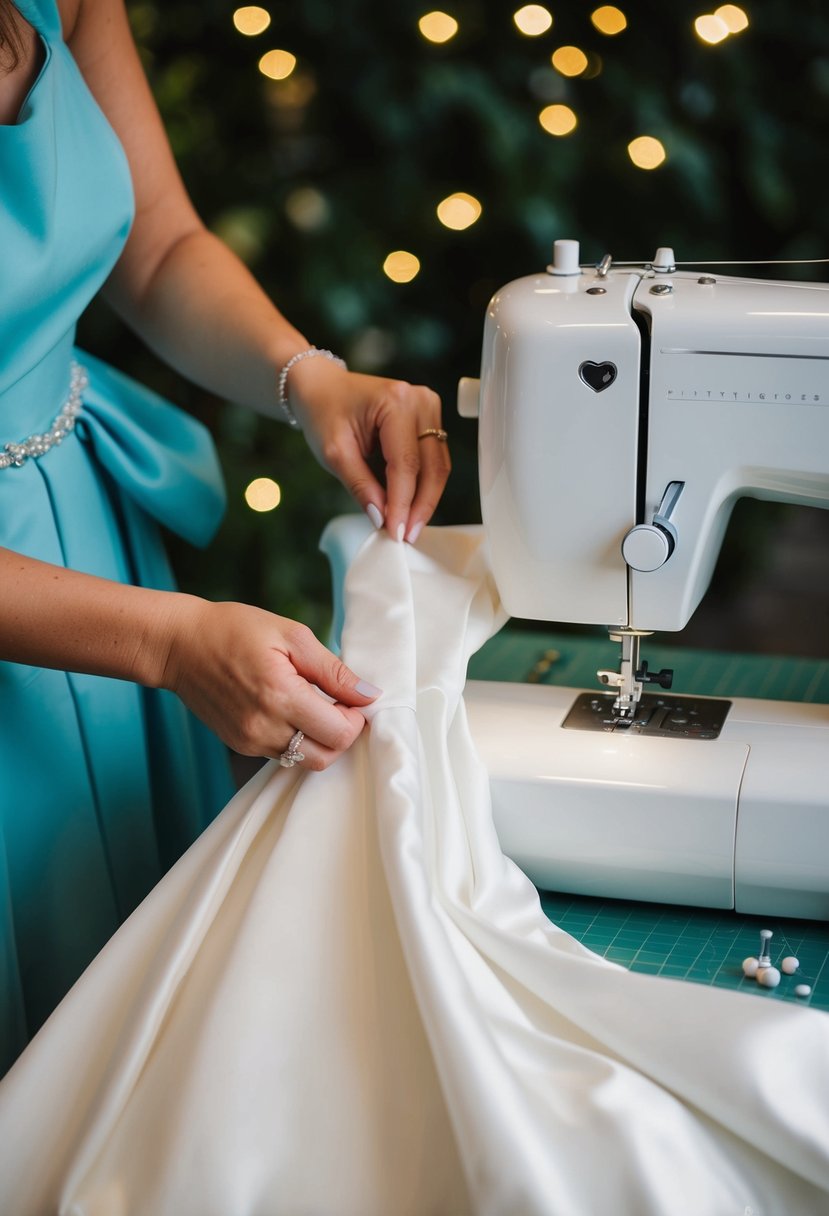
[278,729,306,768]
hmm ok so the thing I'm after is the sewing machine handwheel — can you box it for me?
[622,524,674,571]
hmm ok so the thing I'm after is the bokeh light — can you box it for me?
[383,251,421,282]
[716,4,749,33]
[436,192,483,230]
[591,6,627,35]
[244,477,282,512]
[627,135,667,169]
[284,187,330,232]
[551,46,589,76]
[418,12,459,44]
[233,6,271,36]
[694,13,729,43]
[258,49,297,79]
[513,5,553,36]
[538,104,577,136]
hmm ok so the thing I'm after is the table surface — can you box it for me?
[467,628,829,1011]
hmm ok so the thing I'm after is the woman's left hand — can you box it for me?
[287,355,451,544]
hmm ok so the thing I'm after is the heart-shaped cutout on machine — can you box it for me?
[578,360,617,392]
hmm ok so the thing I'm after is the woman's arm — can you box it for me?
[65,0,450,542]
[0,547,377,767]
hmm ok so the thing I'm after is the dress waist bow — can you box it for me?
[0,336,226,548]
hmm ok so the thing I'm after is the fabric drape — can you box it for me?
[0,528,827,1216]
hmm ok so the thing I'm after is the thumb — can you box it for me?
[288,627,382,706]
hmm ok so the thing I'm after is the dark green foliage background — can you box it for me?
[79,1,829,644]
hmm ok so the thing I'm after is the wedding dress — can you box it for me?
[0,527,827,1216]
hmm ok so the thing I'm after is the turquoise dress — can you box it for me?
[0,0,235,1072]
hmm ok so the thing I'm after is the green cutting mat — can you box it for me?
[468,628,829,1009]
[539,892,828,1010]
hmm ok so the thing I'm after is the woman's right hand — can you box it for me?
[159,597,381,768]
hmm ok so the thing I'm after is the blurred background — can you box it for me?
[79,1,829,655]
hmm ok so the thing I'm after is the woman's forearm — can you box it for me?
[69,0,450,543]
[0,547,379,765]
[105,227,308,416]
[0,547,191,687]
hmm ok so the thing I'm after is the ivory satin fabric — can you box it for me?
[1,527,828,1215]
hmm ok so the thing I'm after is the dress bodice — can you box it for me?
[0,0,223,546]
[0,0,134,416]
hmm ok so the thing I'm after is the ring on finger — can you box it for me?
[278,729,306,768]
[417,428,448,442]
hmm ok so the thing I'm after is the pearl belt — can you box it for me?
[0,361,87,470]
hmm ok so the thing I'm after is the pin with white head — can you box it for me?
[755,929,781,987]
[757,965,781,988]
[743,928,773,979]
[758,929,773,967]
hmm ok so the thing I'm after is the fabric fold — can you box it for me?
[78,351,226,548]
[0,527,827,1216]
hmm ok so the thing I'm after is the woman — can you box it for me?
[0,0,450,1072]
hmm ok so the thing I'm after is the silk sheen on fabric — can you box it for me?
[0,528,827,1216]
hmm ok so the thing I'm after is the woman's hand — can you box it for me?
[287,355,451,545]
[160,596,380,768]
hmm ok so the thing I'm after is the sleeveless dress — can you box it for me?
[0,0,235,1073]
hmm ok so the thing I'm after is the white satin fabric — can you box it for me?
[1,527,828,1216]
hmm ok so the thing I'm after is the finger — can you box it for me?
[279,685,369,753]
[376,399,423,542]
[282,623,383,708]
[275,716,367,772]
[320,426,388,532]
[405,428,451,543]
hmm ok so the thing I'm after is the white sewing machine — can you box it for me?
[458,241,829,919]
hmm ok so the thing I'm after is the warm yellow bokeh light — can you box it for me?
[384,251,421,283]
[258,49,297,79]
[418,11,459,44]
[513,5,553,36]
[436,192,482,231]
[591,6,627,35]
[538,104,577,136]
[715,4,749,33]
[244,477,282,512]
[233,6,271,36]
[627,135,667,170]
[694,14,729,43]
[551,45,589,77]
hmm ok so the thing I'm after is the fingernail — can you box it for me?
[366,503,384,530]
[396,523,405,543]
[356,679,383,698]
[405,521,423,545]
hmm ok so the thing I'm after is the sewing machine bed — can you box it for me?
[468,628,829,1010]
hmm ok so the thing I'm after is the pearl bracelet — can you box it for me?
[277,347,347,429]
